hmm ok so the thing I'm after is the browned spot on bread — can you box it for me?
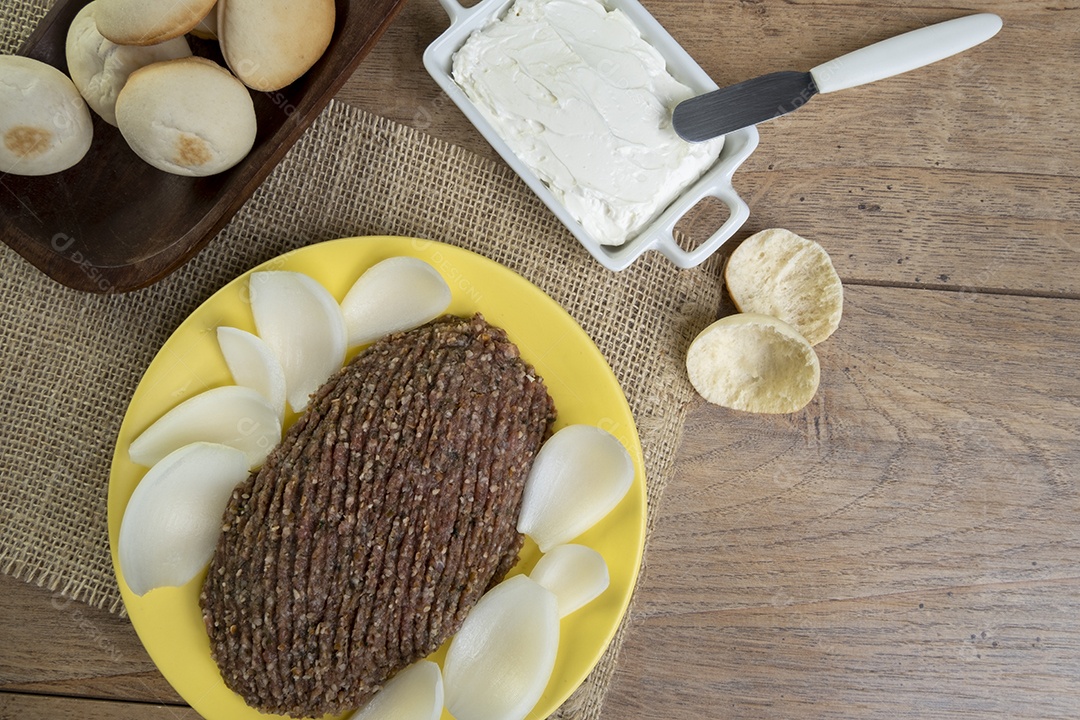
[4,125,52,158]
[175,133,211,167]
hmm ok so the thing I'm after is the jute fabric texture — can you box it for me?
[0,3,724,717]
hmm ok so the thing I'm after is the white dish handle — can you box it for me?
[435,0,479,25]
[652,184,751,269]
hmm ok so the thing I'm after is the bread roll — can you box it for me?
[115,57,256,177]
[66,2,192,126]
[0,55,93,176]
[724,228,844,345]
[686,313,820,414]
[94,0,217,46]
[219,0,335,91]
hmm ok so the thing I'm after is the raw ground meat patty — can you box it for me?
[199,313,556,717]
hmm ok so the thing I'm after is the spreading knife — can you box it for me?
[672,13,1003,142]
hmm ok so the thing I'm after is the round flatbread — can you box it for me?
[0,55,93,176]
[686,312,820,414]
[115,57,256,177]
[94,0,217,46]
[219,0,335,91]
[724,228,844,345]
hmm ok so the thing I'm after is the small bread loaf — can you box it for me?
[686,313,820,414]
[94,0,217,46]
[115,57,256,177]
[0,55,93,176]
[219,0,335,91]
[724,228,844,345]
[66,1,192,126]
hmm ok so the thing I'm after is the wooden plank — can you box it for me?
[0,692,199,720]
[637,285,1080,615]
[730,167,1080,296]
[602,580,1080,720]
[0,575,180,705]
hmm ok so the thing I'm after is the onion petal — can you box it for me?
[119,442,249,596]
[442,575,559,720]
[529,544,609,618]
[340,257,451,348]
[348,660,443,720]
[249,270,347,412]
[516,424,634,552]
[217,326,287,420]
[128,385,281,469]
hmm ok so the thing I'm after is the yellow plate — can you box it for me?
[108,236,646,720]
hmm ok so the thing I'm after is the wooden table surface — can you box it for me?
[3,0,1078,718]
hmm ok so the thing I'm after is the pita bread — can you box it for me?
[94,0,217,46]
[686,313,820,414]
[724,228,843,345]
[115,57,256,177]
[0,56,93,176]
[219,0,335,91]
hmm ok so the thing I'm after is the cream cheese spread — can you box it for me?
[452,0,724,246]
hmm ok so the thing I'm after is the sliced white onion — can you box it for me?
[119,442,249,596]
[442,575,559,720]
[348,660,443,720]
[529,544,610,618]
[217,326,287,420]
[249,270,347,412]
[516,424,634,552]
[128,385,281,469]
[340,257,451,348]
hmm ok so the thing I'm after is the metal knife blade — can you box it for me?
[672,71,816,142]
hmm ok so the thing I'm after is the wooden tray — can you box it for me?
[0,0,408,294]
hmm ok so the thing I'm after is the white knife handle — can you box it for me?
[810,13,1002,94]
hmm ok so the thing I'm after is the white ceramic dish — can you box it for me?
[423,0,759,271]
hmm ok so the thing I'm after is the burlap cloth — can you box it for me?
[0,2,724,717]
